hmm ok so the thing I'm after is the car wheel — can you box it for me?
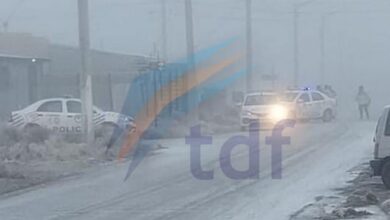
[322,109,333,122]
[381,160,390,189]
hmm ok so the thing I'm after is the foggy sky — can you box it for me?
[2,0,390,116]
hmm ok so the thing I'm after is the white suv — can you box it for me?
[280,89,337,122]
[240,92,286,130]
[8,98,135,133]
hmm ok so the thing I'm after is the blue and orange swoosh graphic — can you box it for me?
[114,38,246,180]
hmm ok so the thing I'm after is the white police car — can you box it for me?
[8,98,135,133]
[240,92,286,130]
[280,89,337,122]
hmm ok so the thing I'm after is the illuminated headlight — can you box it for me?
[269,105,288,121]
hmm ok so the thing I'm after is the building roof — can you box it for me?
[0,32,153,75]
[0,32,49,59]
[0,53,49,61]
[49,44,151,75]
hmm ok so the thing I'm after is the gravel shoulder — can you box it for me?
[291,163,389,220]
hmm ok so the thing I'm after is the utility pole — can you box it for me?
[185,0,195,68]
[78,0,94,145]
[184,0,198,113]
[246,0,253,92]
[161,0,168,62]
[320,15,325,85]
[293,6,299,88]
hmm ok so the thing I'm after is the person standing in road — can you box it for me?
[355,85,371,120]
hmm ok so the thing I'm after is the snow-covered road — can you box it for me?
[0,121,376,220]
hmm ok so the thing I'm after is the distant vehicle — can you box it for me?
[280,89,337,122]
[240,92,287,130]
[8,98,135,133]
[370,106,390,189]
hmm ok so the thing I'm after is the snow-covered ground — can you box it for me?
[0,120,379,220]
[0,125,118,195]
[290,163,389,220]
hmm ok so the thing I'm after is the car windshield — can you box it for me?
[244,94,277,106]
[281,92,299,102]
